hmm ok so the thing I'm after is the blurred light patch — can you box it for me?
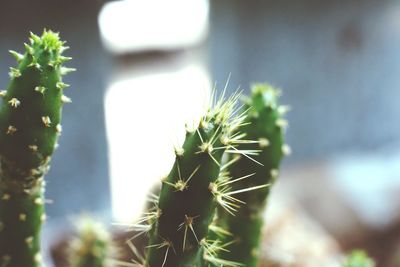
[105,65,210,222]
[331,151,400,228]
[98,0,209,54]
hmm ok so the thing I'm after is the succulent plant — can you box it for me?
[209,84,289,267]
[343,250,376,267]
[69,216,114,267]
[0,30,73,267]
[126,88,264,267]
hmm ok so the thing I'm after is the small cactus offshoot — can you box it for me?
[210,84,288,267]
[343,250,376,267]
[0,30,73,267]
[69,216,114,267]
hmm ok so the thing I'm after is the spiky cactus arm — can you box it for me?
[215,84,288,267]
[145,92,247,267]
[343,250,375,267]
[0,30,73,267]
[69,217,113,267]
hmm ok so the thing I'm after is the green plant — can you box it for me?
[206,84,288,267]
[343,250,375,267]
[139,90,262,267]
[69,216,113,267]
[0,30,73,267]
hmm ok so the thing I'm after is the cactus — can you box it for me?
[0,30,73,267]
[210,84,288,266]
[136,89,260,267]
[69,216,114,267]
[343,250,375,267]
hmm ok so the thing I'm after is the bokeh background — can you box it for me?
[1,0,400,266]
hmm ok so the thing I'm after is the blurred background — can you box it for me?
[1,0,400,266]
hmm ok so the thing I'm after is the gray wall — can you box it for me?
[210,0,400,162]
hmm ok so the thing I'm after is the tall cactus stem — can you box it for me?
[213,84,288,267]
[0,30,73,267]
[137,89,256,267]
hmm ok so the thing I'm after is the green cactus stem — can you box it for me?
[69,216,114,267]
[0,30,73,267]
[214,84,289,267]
[343,250,375,267]
[141,90,254,267]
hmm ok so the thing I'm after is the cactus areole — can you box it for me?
[0,30,73,267]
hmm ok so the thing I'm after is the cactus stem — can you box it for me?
[0,36,73,267]
[145,89,252,266]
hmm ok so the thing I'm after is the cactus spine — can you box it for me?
[212,84,288,266]
[0,30,73,267]
[69,217,113,267]
[141,90,255,267]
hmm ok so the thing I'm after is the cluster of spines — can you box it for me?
[123,87,264,267]
[69,216,114,267]
[0,30,73,267]
[207,84,289,267]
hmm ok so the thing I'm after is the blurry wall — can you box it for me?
[210,0,400,162]
[2,0,400,220]
[0,0,112,218]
